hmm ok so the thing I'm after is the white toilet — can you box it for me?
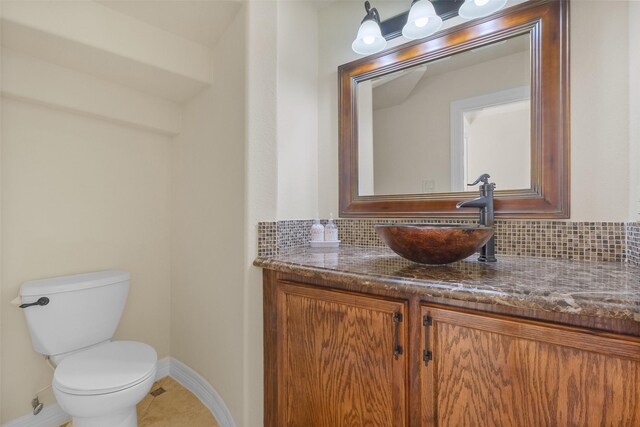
[20,270,157,427]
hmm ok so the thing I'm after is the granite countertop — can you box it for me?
[254,245,640,323]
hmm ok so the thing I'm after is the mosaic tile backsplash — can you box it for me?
[627,222,640,266]
[258,219,635,263]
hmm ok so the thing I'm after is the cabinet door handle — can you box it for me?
[393,312,403,358]
[423,315,433,366]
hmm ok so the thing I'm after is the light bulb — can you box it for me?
[415,17,429,28]
[363,35,375,45]
[474,0,489,6]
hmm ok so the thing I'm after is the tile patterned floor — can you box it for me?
[59,377,219,426]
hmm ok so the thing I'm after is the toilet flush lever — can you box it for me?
[19,297,50,309]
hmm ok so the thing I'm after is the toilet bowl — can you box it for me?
[19,271,157,427]
[53,341,157,427]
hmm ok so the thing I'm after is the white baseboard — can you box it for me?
[168,358,237,427]
[2,357,235,427]
[2,403,69,427]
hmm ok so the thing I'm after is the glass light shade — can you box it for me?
[402,0,442,40]
[458,0,508,19]
[352,19,387,55]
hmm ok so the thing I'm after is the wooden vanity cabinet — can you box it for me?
[421,305,640,426]
[264,271,640,426]
[264,276,408,426]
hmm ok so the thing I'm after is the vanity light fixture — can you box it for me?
[352,0,507,55]
[352,1,387,55]
[402,0,442,40]
[458,0,508,19]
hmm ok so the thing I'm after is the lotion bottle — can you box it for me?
[324,214,338,241]
[311,218,325,242]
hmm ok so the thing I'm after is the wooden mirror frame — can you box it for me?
[338,0,569,218]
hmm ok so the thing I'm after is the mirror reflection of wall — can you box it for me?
[357,32,531,196]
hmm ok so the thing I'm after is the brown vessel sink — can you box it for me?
[375,224,494,265]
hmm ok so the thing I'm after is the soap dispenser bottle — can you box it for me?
[311,218,325,242]
[324,214,338,242]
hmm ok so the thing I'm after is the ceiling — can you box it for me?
[97,0,242,49]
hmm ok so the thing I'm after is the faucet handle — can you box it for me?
[467,173,491,187]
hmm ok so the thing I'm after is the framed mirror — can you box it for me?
[339,0,569,218]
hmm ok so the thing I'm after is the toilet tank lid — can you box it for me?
[20,270,130,297]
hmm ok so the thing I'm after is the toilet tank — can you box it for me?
[20,270,130,357]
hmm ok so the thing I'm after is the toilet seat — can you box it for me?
[53,341,157,396]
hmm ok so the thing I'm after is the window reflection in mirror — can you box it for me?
[357,33,531,196]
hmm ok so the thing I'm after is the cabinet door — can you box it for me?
[273,281,407,427]
[420,305,640,427]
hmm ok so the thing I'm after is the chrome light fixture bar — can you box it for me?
[352,0,507,55]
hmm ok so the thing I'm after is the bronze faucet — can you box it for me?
[456,173,496,262]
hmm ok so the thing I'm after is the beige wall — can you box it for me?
[170,5,246,426]
[242,1,321,423]
[243,2,279,425]
[629,1,640,221]
[1,47,182,136]
[1,3,4,422]
[318,1,407,217]
[318,0,635,221]
[276,2,319,219]
[0,97,172,422]
[242,1,322,423]
[570,0,630,221]
[0,0,214,102]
